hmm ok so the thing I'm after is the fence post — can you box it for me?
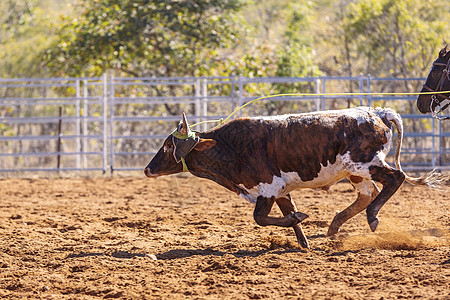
[102,74,108,175]
[82,79,88,169]
[76,79,81,170]
[231,76,236,113]
[367,74,372,107]
[57,106,63,172]
[238,75,243,118]
[321,79,326,110]
[438,118,442,169]
[432,118,436,169]
[314,78,321,111]
[202,79,208,132]
[195,78,201,126]
[358,73,364,106]
[109,74,115,174]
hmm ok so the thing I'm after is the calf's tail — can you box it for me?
[381,108,449,190]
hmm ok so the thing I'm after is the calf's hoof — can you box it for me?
[299,238,310,250]
[369,218,379,232]
[326,226,339,237]
[292,212,309,223]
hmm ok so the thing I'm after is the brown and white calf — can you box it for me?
[144,107,447,249]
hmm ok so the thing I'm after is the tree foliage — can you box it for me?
[0,0,63,78]
[1,0,448,80]
[343,0,448,79]
[276,2,321,78]
[328,0,450,81]
[44,0,245,77]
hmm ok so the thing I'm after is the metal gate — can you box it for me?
[0,76,108,174]
[0,75,448,176]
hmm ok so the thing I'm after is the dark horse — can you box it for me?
[417,45,450,118]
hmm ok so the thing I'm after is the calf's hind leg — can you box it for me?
[366,166,405,232]
[275,195,310,249]
[327,177,379,236]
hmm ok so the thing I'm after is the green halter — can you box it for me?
[171,124,199,173]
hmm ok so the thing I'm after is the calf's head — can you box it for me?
[144,113,216,178]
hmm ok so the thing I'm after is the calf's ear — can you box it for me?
[440,44,449,57]
[194,138,216,151]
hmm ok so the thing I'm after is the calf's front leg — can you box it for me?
[275,195,310,250]
[253,196,309,248]
[253,196,307,227]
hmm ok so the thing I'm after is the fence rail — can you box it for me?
[0,75,449,176]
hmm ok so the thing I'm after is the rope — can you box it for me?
[189,90,450,130]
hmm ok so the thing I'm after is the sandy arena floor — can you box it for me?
[0,175,449,299]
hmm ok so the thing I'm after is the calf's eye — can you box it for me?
[164,145,173,152]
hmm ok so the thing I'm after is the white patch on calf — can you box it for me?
[340,152,372,178]
[353,179,376,197]
[238,147,393,204]
[373,107,398,122]
[238,155,350,203]
[254,114,300,122]
[257,176,286,198]
[253,107,374,126]
[347,107,373,126]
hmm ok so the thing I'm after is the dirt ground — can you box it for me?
[0,175,449,299]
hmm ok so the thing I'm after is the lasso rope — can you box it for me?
[190,90,450,130]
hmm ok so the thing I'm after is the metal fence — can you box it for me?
[0,75,449,176]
